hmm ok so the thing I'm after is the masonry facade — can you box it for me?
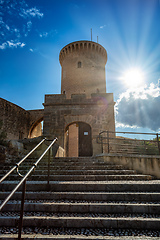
[43,40,115,157]
[43,93,115,156]
[0,97,44,140]
[0,40,115,157]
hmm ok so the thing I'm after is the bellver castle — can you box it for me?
[0,40,115,157]
[1,41,160,237]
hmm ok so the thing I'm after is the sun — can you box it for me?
[122,68,144,89]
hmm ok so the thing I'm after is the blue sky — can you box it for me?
[0,0,160,136]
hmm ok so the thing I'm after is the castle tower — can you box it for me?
[59,41,107,98]
[43,40,115,157]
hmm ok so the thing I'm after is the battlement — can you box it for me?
[44,93,114,106]
[59,41,107,66]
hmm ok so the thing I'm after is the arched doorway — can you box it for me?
[78,122,92,156]
[28,118,43,138]
[65,122,93,157]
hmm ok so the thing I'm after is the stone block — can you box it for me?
[0,145,6,162]
[8,140,24,156]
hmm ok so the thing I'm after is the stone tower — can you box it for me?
[43,40,115,157]
[59,41,107,98]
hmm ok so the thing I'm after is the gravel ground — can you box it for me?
[0,212,160,218]
[0,227,160,237]
[2,180,160,184]
[1,199,160,204]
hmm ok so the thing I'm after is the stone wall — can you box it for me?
[0,97,31,140]
[43,93,115,156]
[0,97,44,140]
[27,109,44,138]
[99,154,160,179]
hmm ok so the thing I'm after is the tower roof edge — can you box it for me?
[59,40,107,66]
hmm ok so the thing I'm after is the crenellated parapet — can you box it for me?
[59,41,107,66]
[44,93,114,105]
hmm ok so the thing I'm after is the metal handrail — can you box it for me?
[98,136,158,143]
[99,130,159,136]
[0,137,58,239]
[0,138,46,184]
[97,130,160,155]
[0,137,57,211]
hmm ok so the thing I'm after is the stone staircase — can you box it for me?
[0,156,160,239]
[107,139,159,155]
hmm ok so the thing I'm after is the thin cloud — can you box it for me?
[100,25,106,29]
[0,43,7,50]
[116,83,160,131]
[24,21,32,37]
[39,32,49,38]
[39,29,58,38]
[0,40,26,49]
[0,0,43,50]
[27,21,32,29]
[19,7,43,19]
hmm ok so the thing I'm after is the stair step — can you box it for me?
[1,180,160,192]
[0,169,137,175]
[31,157,104,162]
[19,162,114,166]
[0,228,160,239]
[2,202,160,214]
[1,191,160,201]
[2,165,125,171]
[0,155,159,236]
[0,174,153,181]
[0,215,160,229]
[2,199,160,204]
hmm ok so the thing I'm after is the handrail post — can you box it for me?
[18,179,26,240]
[48,148,51,187]
[100,135,103,154]
[107,131,110,153]
[156,133,160,155]
[144,140,146,154]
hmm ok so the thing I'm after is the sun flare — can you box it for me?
[122,68,144,89]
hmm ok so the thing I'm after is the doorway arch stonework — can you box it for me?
[65,121,93,157]
[43,93,115,156]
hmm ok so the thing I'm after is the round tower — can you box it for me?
[59,41,107,98]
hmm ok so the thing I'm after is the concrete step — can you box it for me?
[2,165,126,171]
[111,150,139,154]
[1,180,160,192]
[0,215,160,229]
[0,160,109,170]
[0,155,159,237]
[51,157,105,163]
[33,157,104,162]
[0,169,137,175]
[2,202,160,214]
[1,191,160,202]
[0,229,159,239]
[0,174,153,181]
[18,163,121,168]
[18,161,113,166]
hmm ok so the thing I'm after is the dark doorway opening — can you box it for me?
[65,122,93,157]
[79,122,92,156]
